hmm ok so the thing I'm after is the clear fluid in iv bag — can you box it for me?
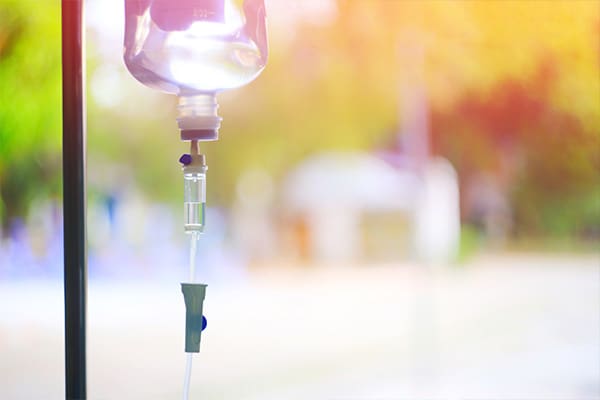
[123,0,268,95]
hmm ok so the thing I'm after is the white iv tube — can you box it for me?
[182,231,200,400]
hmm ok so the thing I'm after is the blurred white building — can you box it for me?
[280,152,459,265]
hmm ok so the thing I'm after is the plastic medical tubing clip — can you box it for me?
[181,283,208,353]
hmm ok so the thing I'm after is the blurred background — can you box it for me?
[0,0,599,399]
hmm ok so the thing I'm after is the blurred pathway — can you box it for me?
[0,253,598,399]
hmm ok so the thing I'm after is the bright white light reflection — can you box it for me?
[91,64,126,108]
[86,0,124,59]
[133,9,152,57]
[164,0,250,90]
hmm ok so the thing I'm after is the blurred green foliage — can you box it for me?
[0,0,61,229]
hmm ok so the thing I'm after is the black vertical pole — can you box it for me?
[62,0,87,399]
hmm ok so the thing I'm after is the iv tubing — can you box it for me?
[183,354,193,400]
[183,231,200,400]
[188,231,199,282]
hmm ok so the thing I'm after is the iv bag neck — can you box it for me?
[177,94,222,141]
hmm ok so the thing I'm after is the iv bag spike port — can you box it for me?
[190,139,199,155]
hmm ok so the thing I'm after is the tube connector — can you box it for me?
[181,283,207,353]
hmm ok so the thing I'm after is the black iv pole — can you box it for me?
[62,0,87,398]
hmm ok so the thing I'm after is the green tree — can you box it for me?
[0,0,62,231]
